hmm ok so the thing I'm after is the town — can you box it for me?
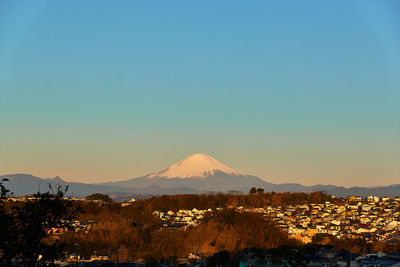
[3,193,400,266]
[152,196,400,245]
[7,194,400,247]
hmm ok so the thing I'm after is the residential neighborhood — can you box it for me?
[153,196,400,245]
[4,195,400,266]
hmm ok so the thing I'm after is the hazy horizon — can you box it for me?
[2,151,399,188]
[1,1,399,187]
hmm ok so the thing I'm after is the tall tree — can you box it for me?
[10,185,78,267]
[0,178,15,266]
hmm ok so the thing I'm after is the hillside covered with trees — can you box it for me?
[1,186,399,265]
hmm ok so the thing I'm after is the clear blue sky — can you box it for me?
[1,1,399,186]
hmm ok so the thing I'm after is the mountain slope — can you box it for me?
[149,153,245,178]
[0,174,130,197]
[101,154,400,197]
[104,172,271,193]
[2,154,400,197]
[101,154,270,192]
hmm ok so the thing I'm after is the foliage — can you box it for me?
[60,203,299,261]
[4,190,398,263]
[1,185,79,267]
[86,193,112,202]
[134,191,331,212]
[0,179,14,265]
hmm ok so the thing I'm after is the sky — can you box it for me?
[0,1,399,187]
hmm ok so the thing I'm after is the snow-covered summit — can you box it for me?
[148,154,246,179]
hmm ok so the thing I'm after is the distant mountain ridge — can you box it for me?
[102,172,269,193]
[1,154,399,198]
[1,174,130,197]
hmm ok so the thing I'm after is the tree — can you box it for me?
[0,178,15,266]
[249,187,257,194]
[256,188,264,194]
[86,193,112,202]
[9,185,78,267]
[0,178,10,200]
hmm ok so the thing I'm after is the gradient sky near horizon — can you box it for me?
[1,1,399,187]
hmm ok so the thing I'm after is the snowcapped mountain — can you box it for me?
[148,153,245,179]
[3,154,400,197]
[101,154,270,193]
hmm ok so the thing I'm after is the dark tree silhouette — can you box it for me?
[206,250,230,267]
[86,193,112,202]
[256,188,264,194]
[8,185,78,267]
[249,187,257,194]
[0,178,15,266]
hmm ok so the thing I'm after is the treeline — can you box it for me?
[85,193,112,202]
[3,187,399,265]
[60,208,299,261]
[132,191,332,212]
[60,192,330,261]
[69,191,331,224]
[63,197,400,262]
[64,191,400,262]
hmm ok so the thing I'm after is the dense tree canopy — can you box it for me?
[2,190,398,264]
[86,193,112,202]
[1,185,78,267]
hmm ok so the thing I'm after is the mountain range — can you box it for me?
[2,154,399,198]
